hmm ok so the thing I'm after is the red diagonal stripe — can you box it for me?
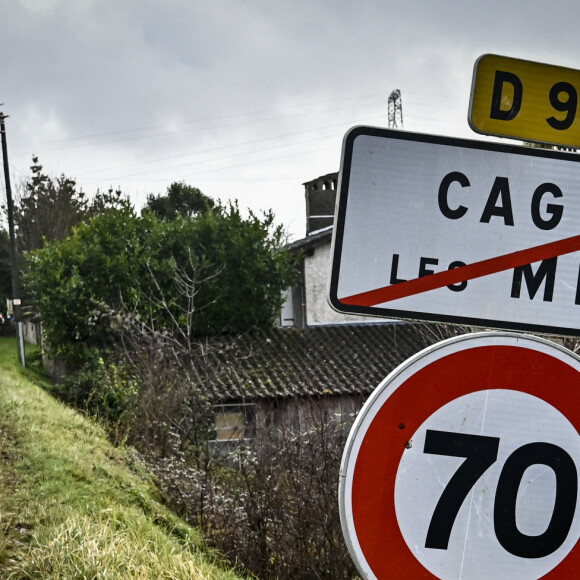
[340,234,580,307]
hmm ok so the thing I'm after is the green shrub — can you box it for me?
[56,351,140,429]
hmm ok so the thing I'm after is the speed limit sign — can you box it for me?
[339,332,580,579]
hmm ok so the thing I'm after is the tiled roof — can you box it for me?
[282,227,332,253]
[199,322,443,403]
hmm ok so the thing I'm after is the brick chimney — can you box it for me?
[304,172,338,235]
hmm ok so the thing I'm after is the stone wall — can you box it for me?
[303,240,381,326]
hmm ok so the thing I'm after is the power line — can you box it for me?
[14,93,388,153]
[79,113,387,181]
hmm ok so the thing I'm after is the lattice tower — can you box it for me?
[388,89,403,129]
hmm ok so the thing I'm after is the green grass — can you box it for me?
[0,338,246,579]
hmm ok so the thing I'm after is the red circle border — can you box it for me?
[346,337,580,579]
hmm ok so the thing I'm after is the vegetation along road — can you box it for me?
[0,337,245,580]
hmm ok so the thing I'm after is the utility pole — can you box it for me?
[1,110,25,366]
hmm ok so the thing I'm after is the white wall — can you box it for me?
[304,241,380,326]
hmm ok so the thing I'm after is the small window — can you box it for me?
[214,404,256,440]
[280,287,294,327]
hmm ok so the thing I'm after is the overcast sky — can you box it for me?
[2,0,579,240]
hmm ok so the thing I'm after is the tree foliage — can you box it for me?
[13,156,88,253]
[23,197,297,358]
[143,182,215,221]
[7,157,133,258]
[149,202,296,335]
[23,203,144,352]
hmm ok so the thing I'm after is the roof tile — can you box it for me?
[199,322,446,403]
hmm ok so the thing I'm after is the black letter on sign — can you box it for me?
[480,177,515,226]
[547,82,577,131]
[390,254,407,285]
[511,257,558,302]
[531,183,563,231]
[447,261,467,292]
[419,257,439,278]
[490,70,523,121]
[438,172,469,220]
[424,430,500,550]
[494,442,577,558]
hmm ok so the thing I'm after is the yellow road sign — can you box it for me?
[469,54,580,148]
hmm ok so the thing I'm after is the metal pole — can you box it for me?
[0,111,25,366]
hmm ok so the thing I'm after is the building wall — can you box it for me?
[208,394,365,462]
[279,171,402,328]
[256,394,364,435]
[303,240,380,326]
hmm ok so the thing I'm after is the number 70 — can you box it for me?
[423,430,577,559]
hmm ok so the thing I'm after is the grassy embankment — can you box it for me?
[0,337,245,579]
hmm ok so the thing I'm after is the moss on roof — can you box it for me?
[198,322,443,403]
